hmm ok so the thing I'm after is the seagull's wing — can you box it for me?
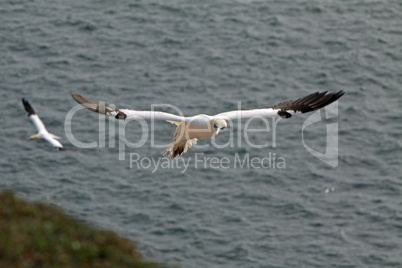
[213,91,345,120]
[70,93,188,122]
[22,98,65,150]
[22,98,47,133]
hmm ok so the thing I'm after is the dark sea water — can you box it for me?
[1,1,401,267]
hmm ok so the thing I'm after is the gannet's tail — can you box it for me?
[163,138,198,159]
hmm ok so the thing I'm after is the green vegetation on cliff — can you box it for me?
[0,190,162,268]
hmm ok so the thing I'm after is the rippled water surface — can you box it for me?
[1,1,401,267]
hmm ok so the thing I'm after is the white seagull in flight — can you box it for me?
[22,98,65,151]
[70,91,344,158]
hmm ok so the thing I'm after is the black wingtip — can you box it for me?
[22,98,36,115]
[70,92,128,120]
[272,90,345,115]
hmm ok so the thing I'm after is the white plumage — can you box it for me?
[22,98,65,151]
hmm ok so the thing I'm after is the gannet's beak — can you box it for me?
[215,128,221,135]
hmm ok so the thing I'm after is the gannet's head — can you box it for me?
[212,118,227,135]
[30,134,38,140]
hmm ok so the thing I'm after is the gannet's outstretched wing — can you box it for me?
[213,91,345,120]
[22,98,65,150]
[22,98,48,132]
[70,93,188,122]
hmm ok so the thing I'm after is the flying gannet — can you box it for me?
[70,91,344,158]
[22,98,65,151]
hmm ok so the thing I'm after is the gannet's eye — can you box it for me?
[221,127,225,130]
